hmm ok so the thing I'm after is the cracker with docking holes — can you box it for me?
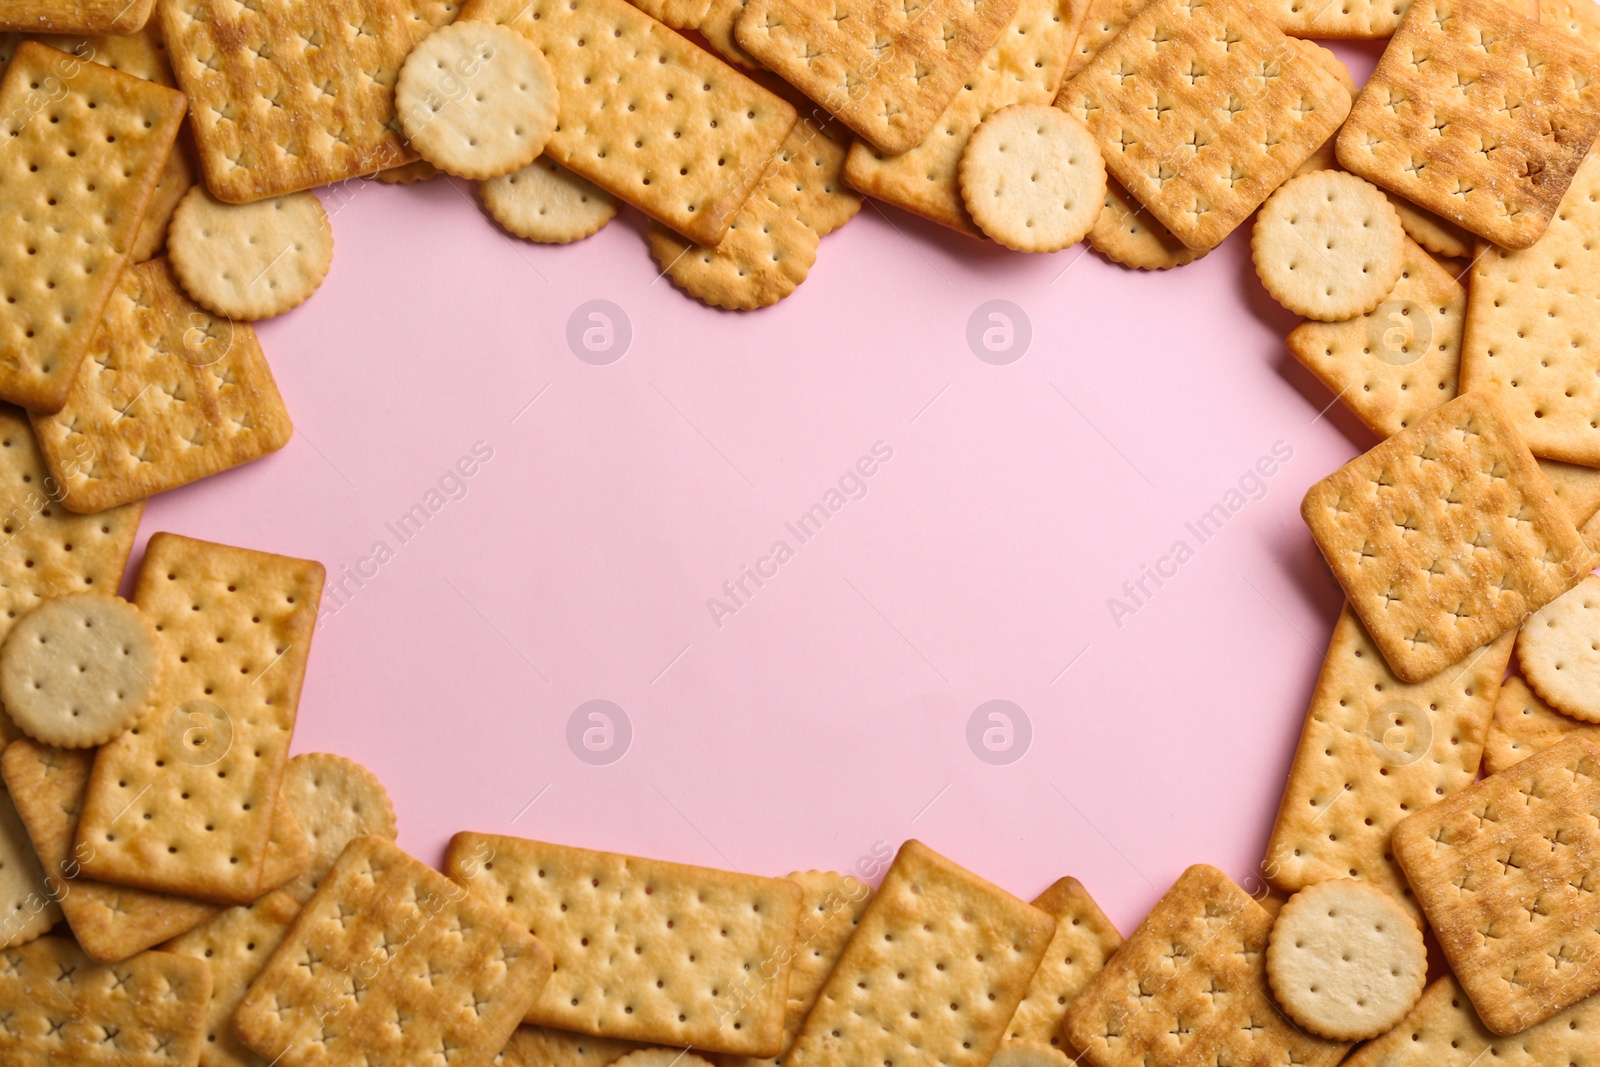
[75,533,325,906]
[0,783,57,949]
[235,835,554,1067]
[1299,390,1591,683]
[786,840,1057,1067]
[1388,191,1474,258]
[1516,574,1600,722]
[135,137,200,264]
[1089,180,1204,269]
[480,157,619,244]
[494,1026,645,1067]
[1336,0,1600,251]
[989,1043,1069,1067]
[1258,0,1537,38]
[167,188,334,320]
[1538,459,1600,530]
[29,257,294,515]
[1062,0,1147,80]
[0,41,186,414]
[1287,237,1463,438]
[1393,734,1600,1034]
[1061,864,1348,1067]
[1005,876,1122,1048]
[0,0,155,34]
[960,105,1106,253]
[1265,605,1514,916]
[0,935,211,1066]
[444,831,804,1054]
[1483,674,1600,774]
[1254,171,1406,321]
[1544,0,1600,47]
[633,0,717,26]
[463,0,797,247]
[1055,0,1352,253]
[698,0,762,67]
[279,751,397,905]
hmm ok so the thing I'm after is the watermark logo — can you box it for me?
[567,700,632,765]
[1367,699,1433,767]
[1365,300,1431,366]
[567,300,632,365]
[966,300,1031,365]
[966,700,1032,765]
[167,700,233,766]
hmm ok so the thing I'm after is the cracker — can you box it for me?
[1254,171,1407,321]
[0,935,211,1066]
[1299,390,1591,683]
[1516,573,1600,722]
[1004,876,1122,1048]
[839,0,1077,238]
[235,835,553,1067]
[1264,879,1427,1041]
[1543,0,1600,48]
[0,784,56,949]
[959,105,1105,252]
[699,0,763,67]
[1286,237,1464,438]
[0,0,154,34]
[1538,458,1600,529]
[1264,605,1513,918]
[1293,38,1356,94]
[0,42,187,414]
[1088,179,1203,268]
[133,138,200,264]
[167,188,334,320]
[495,1026,644,1067]
[1061,864,1347,1067]
[279,751,397,905]
[444,831,804,1054]
[1483,673,1600,773]
[480,157,619,244]
[75,533,325,906]
[988,1042,1070,1067]
[787,841,1055,1067]
[1063,0,1147,81]
[1055,0,1352,253]
[164,889,300,1067]
[0,593,159,748]
[1459,149,1600,466]
[1387,191,1474,258]
[29,257,295,515]
[375,159,442,184]
[1336,0,1600,250]
[634,0,717,26]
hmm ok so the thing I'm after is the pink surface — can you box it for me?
[131,42,1398,934]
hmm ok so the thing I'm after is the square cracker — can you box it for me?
[444,831,805,1056]
[1483,673,1600,774]
[0,0,155,35]
[786,840,1056,1067]
[234,836,554,1067]
[1054,0,1351,252]
[76,533,325,905]
[0,42,186,413]
[30,257,293,514]
[462,0,797,247]
[1461,150,1600,466]
[161,0,458,203]
[1393,734,1600,1034]
[1004,876,1122,1048]
[1336,0,1600,251]
[1061,864,1348,1067]
[1264,604,1514,918]
[734,0,1023,155]
[1300,390,1592,684]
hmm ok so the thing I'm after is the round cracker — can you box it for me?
[1265,880,1426,1041]
[479,156,618,244]
[1089,179,1204,270]
[1252,171,1405,322]
[959,104,1105,254]
[280,752,398,904]
[0,594,160,748]
[1517,574,1600,723]
[396,21,559,181]
[167,186,334,320]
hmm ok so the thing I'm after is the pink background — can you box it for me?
[131,41,1399,936]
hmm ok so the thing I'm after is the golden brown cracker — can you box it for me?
[1005,877,1122,1048]
[0,0,154,35]
[1482,672,1600,773]
[279,751,397,905]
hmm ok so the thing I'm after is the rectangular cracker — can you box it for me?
[1004,876,1122,1048]
[632,0,716,27]
[234,836,554,1067]
[841,0,1080,236]
[734,0,1022,155]
[464,0,796,247]
[1462,150,1600,466]
[1539,457,1600,530]
[1337,0,1600,250]
[1393,734,1600,1034]
[1264,604,1514,918]
[495,1026,646,1067]
[75,533,325,905]
[1544,0,1600,49]
[1055,0,1351,252]
[444,831,805,1055]
[1300,390,1593,683]
[0,783,57,949]
[1061,864,1347,1067]
[161,0,457,203]
[1064,0,1147,80]
[786,840,1056,1067]
[1483,673,1600,774]
[0,935,211,1065]
[29,257,293,514]
[0,41,186,413]
[0,0,155,34]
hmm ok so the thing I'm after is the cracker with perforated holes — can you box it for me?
[1253,170,1406,321]
[960,104,1105,252]
[480,157,619,244]
[1516,574,1600,722]
[134,137,199,264]
[280,752,397,905]
[1287,237,1464,438]
[840,0,1078,238]
[1061,864,1347,1067]
[0,41,187,414]
[161,0,458,204]
[1088,179,1204,268]
[1055,0,1352,253]
[1337,0,1600,251]
[167,187,334,320]
[699,0,764,67]
[494,1025,645,1067]
[1392,734,1600,1034]
[165,889,300,1067]
[0,783,57,949]
[1544,0,1600,48]
[443,830,803,1054]
[235,835,552,1067]
[1460,149,1600,466]
[0,0,155,34]
[74,533,324,906]
[1004,876,1121,1049]
[785,840,1055,1067]
[1482,674,1600,774]
[635,0,717,27]
[1064,0,1147,80]
[1538,459,1600,530]
[29,257,293,515]
[0,935,211,1066]
[1300,390,1592,683]
[1388,190,1475,258]
[463,0,797,247]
